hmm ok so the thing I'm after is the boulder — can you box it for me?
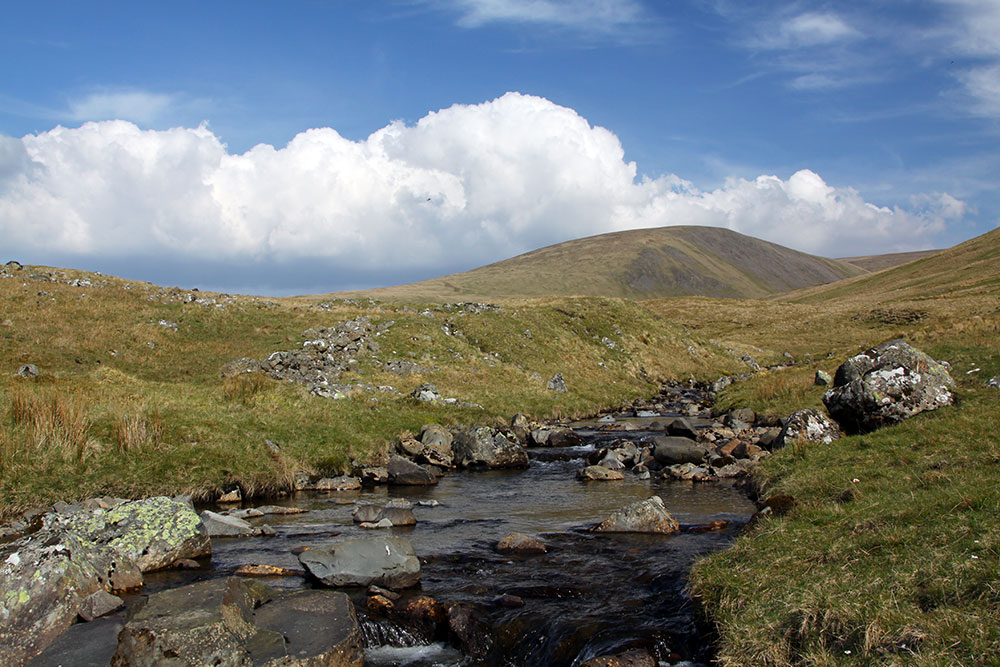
[546,373,568,392]
[814,369,833,386]
[359,466,389,485]
[112,577,364,666]
[315,476,362,491]
[381,507,417,526]
[593,496,679,534]
[199,510,273,538]
[0,528,140,664]
[652,436,708,466]
[452,427,529,469]
[43,496,210,572]
[771,409,842,449]
[386,456,438,485]
[664,417,698,439]
[352,504,384,524]
[420,423,453,449]
[576,465,625,481]
[822,339,956,433]
[496,532,548,555]
[220,357,260,378]
[14,364,39,379]
[299,536,421,589]
[726,408,756,426]
[77,590,124,622]
[509,414,531,443]
[411,383,441,402]
[547,428,582,447]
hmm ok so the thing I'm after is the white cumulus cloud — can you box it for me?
[0,93,963,292]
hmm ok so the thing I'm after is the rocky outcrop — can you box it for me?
[112,578,364,666]
[452,427,529,469]
[822,340,956,433]
[546,373,568,392]
[771,409,842,449]
[299,536,421,589]
[592,496,679,534]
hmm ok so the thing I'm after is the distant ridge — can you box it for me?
[333,226,866,301]
[839,249,940,272]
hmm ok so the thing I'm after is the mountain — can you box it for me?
[789,226,1000,304]
[839,249,940,272]
[333,226,867,301]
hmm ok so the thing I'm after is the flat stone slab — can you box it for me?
[298,536,421,589]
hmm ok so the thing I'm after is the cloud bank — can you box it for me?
[0,93,963,293]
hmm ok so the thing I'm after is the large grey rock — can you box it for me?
[420,423,453,449]
[45,496,210,572]
[509,414,531,443]
[0,528,140,664]
[387,455,438,485]
[452,427,529,469]
[593,496,680,534]
[652,436,708,466]
[112,577,364,666]
[823,340,956,433]
[253,589,365,665]
[298,536,421,589]
[772,409,842,449]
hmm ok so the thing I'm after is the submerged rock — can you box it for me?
[822,339,956,433]
[593,496,680,534]
[496,532,548,555]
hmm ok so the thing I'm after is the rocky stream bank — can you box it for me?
[2,339,960,666]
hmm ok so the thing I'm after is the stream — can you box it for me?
[141,395,757,666]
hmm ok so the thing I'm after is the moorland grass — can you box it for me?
[0,270,741,519]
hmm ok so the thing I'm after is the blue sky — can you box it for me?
[1,0,998,295]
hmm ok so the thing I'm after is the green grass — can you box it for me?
[0,269,741,519]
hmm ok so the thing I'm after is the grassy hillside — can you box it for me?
[839,249,939,272]
[665,227,1000,665]
[0,266,745,519]
[333,226,866,301]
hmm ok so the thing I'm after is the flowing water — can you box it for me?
[142,400,756,666]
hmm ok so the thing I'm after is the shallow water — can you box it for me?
[143,406,756,666]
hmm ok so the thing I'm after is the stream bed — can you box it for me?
[141,407,757,666]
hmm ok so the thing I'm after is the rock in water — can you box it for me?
[652,436,708,466]
[299,536,421,589]
[452,427,529,469]
[822,339,956,433]
[593,496,680,534]
[496,532,548,554]
[113,578,364,666]
[387,455,438,485]
[771,409,842,449]
[576,465,625,481]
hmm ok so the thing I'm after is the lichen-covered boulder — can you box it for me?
[0,528,140,665]
[452,427,529,469]
[45,496,210,572]
[299,536,421,589]
[823,340,956,433]
[771,409,842,449]
[592,496,679,534]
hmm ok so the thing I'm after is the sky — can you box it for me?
[1,0,998,295]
